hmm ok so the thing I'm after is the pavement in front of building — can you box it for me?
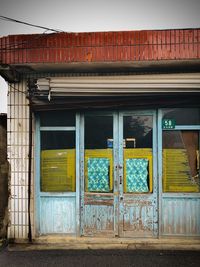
[0,247,200,267]
[0,239,7,250]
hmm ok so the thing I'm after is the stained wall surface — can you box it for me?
[7,81,34,240]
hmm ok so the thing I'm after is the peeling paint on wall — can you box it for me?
[7,81,34,240]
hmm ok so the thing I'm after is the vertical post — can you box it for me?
[28,103,32,242]
[118,112,123,236]
[153,110,159,237]
[35,115,40,236]
[76,113,80,236]
[157,109,163,238]
[113,112,119,236]
[79,114,85,236]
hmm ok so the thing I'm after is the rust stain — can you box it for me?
[84,200,113,206]
[123,204,153,233]
[85,51,92,62]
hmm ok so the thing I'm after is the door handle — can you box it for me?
[119,175,122,184]
[197,150,199,170]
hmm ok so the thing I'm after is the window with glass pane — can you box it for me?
[85,115,113,193]
[163,130,200,193]
[163,108,200,125]
[40,131,76,192]
[123,116,153,193]
[40,111,75,126]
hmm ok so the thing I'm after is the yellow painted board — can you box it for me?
[163,149,199,193]
[41,149,75,192]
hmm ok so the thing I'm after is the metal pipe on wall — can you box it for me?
[28,103,32,243]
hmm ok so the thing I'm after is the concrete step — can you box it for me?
[8,237,200,251]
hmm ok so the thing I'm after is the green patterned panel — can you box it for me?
[126,158,149,193]
[87,158,110,192]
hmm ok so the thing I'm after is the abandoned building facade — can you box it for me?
[0,29,200,243]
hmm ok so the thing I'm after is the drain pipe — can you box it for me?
[28,103,33,243]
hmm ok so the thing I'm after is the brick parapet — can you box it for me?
[0,29,200,65]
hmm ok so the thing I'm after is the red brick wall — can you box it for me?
[0,29,200,65]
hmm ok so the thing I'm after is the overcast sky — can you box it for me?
[0,0,200,113]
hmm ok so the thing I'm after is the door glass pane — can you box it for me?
[85,115,113,193]
[163,130,200,192]
[40,131,76,192]
[123,115,153,193]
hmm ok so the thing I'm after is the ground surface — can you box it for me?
[0,247,200,267]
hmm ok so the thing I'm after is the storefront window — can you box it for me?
[40,112,76,192]
[85,115,113,193]
[163,108,200,125]
[163,130,200,193]
[123,115,153,193]
[40,110,75,126]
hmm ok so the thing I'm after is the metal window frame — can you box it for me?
[119,110,158,237]
[34,113,80,236]
[158,109,200,237]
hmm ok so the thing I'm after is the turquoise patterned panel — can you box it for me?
[126,158,149,193]
[87,158,110,192]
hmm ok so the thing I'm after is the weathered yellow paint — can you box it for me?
[163,149,199,192]
[41,149,76,192]
[124,148,153,193]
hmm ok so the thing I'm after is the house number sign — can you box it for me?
[162,119,176,129]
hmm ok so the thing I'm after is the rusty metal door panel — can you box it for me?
[123,201,154,237]
[40,197,76,234]
[162,197,200,236]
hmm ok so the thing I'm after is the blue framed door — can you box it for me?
[118,111,158,237]
[81,112,118,237]
[81,110,158,238]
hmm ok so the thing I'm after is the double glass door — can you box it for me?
[82,111,158,238]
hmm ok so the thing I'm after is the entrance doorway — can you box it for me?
[81,111,158,238]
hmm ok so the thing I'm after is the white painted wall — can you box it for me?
[7,80,34,240]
